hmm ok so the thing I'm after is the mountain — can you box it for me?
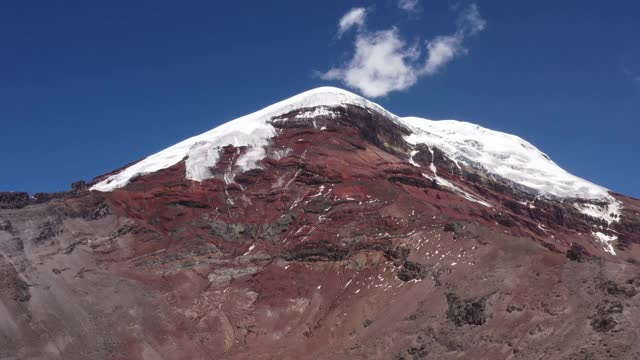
[1,87,639,360]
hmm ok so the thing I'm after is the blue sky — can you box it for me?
[1,1,639,197]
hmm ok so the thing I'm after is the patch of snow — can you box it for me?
[422,173,491,207]
[295,107,338,119]
[308,185,325,201]
[243,244,255,256]
[429,163,437,176]
[593,231,617,255]
[408,150,420,167]
[271,147,292,160]
[575,201,621,225]
[426,146,437,175]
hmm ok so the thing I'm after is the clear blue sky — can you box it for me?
[1,1,638,197]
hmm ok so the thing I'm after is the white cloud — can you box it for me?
[420,6,487,76]
[337,7,367,38]
[322,4,486,97]
[398,0,420,13]
[422,35,464,75]
[458,3,486,35]
[322,29,420,97]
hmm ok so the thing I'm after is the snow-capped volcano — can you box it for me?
[4,87,640,360]
[89,86,627,258]
[91,87,617,204]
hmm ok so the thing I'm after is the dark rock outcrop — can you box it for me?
[446,293,487,327]
[0,192,31,209]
